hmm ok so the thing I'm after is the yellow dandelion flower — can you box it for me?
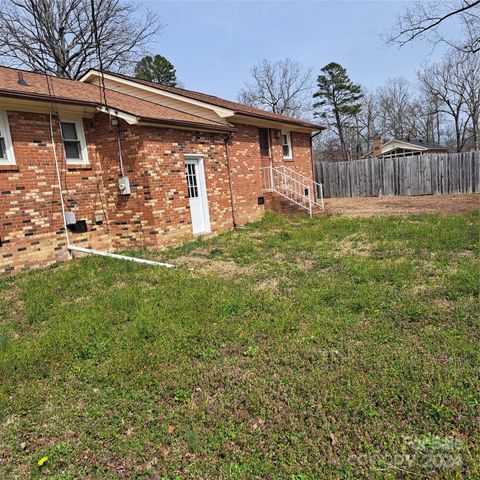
[37,456,48,466]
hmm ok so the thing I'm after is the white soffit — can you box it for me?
[383,140,426,153]
[79,71,234,121]
[97,105,139,124]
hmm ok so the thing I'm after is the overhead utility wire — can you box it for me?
[90,0,125,177]
[32,7,71,251]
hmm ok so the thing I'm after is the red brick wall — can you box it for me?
[0,111,112,274]
[1,111,315,274]
[0,111,234,274]
[270,129,314,178]
[227,126,315,220]
[97,118,234,249]
[227,124,265,225]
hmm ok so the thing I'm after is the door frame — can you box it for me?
[184,154,211,235]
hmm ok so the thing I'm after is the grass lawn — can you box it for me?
[0,211,479,479]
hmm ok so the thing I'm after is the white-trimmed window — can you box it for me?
[60,119,89,164]
[281,130,292,160]
[0,111,15,165]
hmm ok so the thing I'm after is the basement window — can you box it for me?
[0,111,15,165]
[282,130,292,160]
[60,119,89,164]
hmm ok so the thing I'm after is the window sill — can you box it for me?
[0,164,19,172]
[66,164,92,171]
[283,158,294,162]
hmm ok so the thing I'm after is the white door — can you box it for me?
[185,156,211,235]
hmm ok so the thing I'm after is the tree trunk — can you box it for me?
[472,116,479,151]
[455,118,462,153]
[335,111,349,161]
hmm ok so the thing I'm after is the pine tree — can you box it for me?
[135,55,177,86]
[314,62,363,160]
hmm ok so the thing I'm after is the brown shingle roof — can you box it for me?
[0,66,233,131]
[86,70,325,130]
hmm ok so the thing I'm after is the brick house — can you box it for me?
[0,66,324,274]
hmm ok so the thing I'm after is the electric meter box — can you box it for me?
[119,176,131,195]
[65,211,76,225]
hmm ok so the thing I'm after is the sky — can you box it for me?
[138,0,460,100]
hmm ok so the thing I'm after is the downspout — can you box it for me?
[48,111,72,258]
[224,133,237,227]
[268,128,273,167]
[111,117,125,177]
[310,130,322,200]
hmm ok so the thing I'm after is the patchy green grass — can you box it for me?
[0,211,479,479]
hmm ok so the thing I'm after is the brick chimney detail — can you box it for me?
[372,137,382,157]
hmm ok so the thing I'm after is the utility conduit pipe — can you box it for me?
[68,246,175,268]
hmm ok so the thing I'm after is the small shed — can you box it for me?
[364,138,448,159]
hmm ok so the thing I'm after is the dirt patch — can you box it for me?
[334,234,375,257]
[455,250,476,260]
[175,256,258,278]
[336,241,374,257]
[325,194,480,217]
[255,278,279,293]
[434,298,454,311]
[296,257,316,270]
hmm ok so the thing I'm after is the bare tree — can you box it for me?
[238,58,313,118]
[376,78,417,139]
[457,51,480,149]
[355,90,380,156]
[313,129,345,163]
[387,0,480,54]
[0,0,163,79]
[411,96,442,145]
[418,54,470,152]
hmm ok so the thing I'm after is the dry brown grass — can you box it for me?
[175,256,259,278]
[325,194,480,217]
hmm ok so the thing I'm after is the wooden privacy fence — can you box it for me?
[315,151,480,198]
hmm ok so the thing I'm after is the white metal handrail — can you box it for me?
[261,165,324,216]
[276,164,320,187]
[276,165,325,209]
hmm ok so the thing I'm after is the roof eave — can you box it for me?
[137,116,235,133]
[0,89,98,108]
[230,113,325,132]
[0,90,233,133]
[80,69,327,131]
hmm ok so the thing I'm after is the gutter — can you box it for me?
[0,88,98,108]
[224,133,237,227]
[137,115,235,132]
[234,110,326,130]
[310,130,323,141]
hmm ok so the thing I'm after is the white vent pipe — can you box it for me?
[68,246,175,268]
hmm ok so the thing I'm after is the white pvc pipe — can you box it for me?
[68,246,175,268]
[48,110,72,257]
